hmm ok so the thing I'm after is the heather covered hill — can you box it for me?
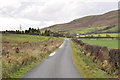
[42,10,118,33]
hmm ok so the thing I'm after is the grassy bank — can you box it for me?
[79,39,118,49]
[2,34,64,78]
[70,39,109,78]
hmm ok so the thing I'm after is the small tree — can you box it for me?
[37,28,41,35]
[29,30,32,35]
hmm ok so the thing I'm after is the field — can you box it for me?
[79,39,119,49]
[2,34,63,78]
[77,33,119,37]
[2,34,49,42]
[66,26,118,34]
[70,39,109,78]
[68,26,108,33]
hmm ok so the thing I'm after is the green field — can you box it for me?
[68,26,108,33]
[77,33,119,37]
[79,39,119,49]
[66,26,118,34]
[2,34,49,42]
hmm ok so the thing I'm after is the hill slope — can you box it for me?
[42,10,118,33]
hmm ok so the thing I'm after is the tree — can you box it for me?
[45,30,48,36]
[47,30,51,36]
[29,30,32,34]
[41,32,44,36]
[25,30,29,34]
[21,31,24,34]
[16,30,21,34]
[44,30,51,36]
[29,28,31,31]
[37,28,41,35]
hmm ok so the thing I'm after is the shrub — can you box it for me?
[72,38,120,75]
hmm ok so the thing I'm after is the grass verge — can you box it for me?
[2,34,64,78]
[10,39,64,78]
[70,39,109,78]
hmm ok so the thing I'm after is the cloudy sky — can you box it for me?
[0,0,119,31]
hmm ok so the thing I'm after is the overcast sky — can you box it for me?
[0,0,119,31]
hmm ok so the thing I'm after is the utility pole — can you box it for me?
[20,24,22,31]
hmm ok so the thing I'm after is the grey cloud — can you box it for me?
[0,0,118,30]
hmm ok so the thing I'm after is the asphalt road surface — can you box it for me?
[22,38,83,78]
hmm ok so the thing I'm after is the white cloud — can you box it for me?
[0,0,118,31]
[0,17,41,30]
[0,0,20,8]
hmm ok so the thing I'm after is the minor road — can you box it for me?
[22,38,83,78]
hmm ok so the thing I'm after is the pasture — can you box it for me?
[79,39,119,49]
[77,33,119,37]
[2,34,49,42]
[68,26,118,34]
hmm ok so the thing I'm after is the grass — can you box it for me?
[70,39,109,78]
[10,43,62,78]
[2,34,64,78]
[67,26,108,33]
[66,26,118,34]
[77,33,119,37]
[101,26,118,33]
[2,34,49,42]
[10,56,45,78]
[79,39,119,49]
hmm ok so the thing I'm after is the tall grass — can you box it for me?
[2,34,63,78]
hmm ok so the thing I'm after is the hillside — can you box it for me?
[41,10,118,33]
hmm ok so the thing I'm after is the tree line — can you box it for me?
[4,28,41,35]
[3,27,66,37]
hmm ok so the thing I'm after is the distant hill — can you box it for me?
[41,10,118,33]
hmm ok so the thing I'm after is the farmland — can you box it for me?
[2,34,64,78]
[2,34,49,42]
[77,33,119,38]
[79,39,119,49]
[68,26,117,34]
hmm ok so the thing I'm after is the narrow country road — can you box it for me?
[22,38,83,78]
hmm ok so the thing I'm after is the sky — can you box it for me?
[0,0,119,31]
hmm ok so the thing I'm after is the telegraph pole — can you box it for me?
[20,24,22,31]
